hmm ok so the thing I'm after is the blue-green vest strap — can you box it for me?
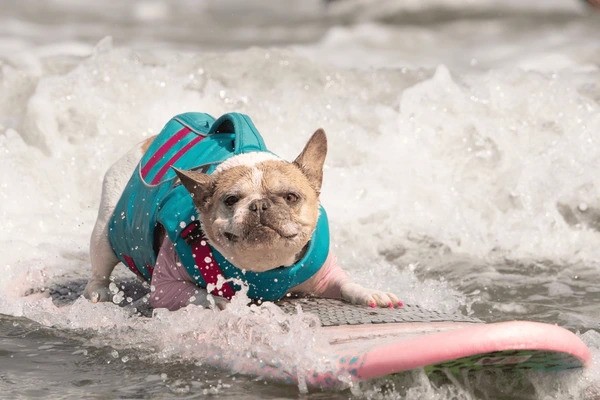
[209,112,266,154]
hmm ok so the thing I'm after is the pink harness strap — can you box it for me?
[181,223,236,299]
[122,254,153,278]
[122,254,144,277]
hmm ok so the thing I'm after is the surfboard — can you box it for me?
[43,281,591,389]
[265,297,591,389]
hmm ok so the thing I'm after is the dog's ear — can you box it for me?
[174,168,215,212]
[294,128,327,193]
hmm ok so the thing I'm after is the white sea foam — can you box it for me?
[1,1,599,397]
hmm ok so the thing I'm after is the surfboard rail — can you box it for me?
[278,298,591,388]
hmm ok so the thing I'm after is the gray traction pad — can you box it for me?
[40,280,480,325]
[38,278,155,316]
[277,297,481,326]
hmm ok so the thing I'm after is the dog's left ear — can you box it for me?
[174,168,215,212]
[294,128,327,193]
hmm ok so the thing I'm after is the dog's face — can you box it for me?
[175,129,327,272]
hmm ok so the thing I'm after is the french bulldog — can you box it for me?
[84,122,402,311]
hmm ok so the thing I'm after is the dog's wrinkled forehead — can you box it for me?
[214,152,283,174]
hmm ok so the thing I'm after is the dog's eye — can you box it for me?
[285,193,299,203]
[224,195,239,207]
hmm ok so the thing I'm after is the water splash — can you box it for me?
[1,4,599,396]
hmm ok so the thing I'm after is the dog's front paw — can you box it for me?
[340,282,403,308]
[83,281,113,303]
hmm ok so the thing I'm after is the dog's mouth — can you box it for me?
[278,231,298,240]
[223,232,239,242]
[224,225,298,243]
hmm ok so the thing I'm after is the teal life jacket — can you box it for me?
[107,112,330,302]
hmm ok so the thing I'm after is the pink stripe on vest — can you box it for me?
[141,127,191,179]
[150,135,205,185]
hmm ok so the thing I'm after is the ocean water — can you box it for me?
[1,0,599,398]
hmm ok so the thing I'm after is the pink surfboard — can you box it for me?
[44,282,591,390]
[250,298,591,389]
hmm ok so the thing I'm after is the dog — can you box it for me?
[83,112,401,311]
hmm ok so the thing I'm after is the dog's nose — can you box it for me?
[249,199,270,212]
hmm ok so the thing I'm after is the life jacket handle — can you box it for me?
[207,113,267,155]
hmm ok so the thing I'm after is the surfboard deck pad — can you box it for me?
[277,297,481,325]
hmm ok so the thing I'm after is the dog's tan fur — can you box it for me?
[141,136,156,153]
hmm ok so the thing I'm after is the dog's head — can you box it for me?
[175,129,327,272]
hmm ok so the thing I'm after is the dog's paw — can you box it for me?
[340,282,403,308]
[83,281,113,303]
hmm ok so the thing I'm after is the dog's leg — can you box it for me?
[292,254,403,308]
[84,144,147,302]
[339,282,402,308]
[84,213,119,302]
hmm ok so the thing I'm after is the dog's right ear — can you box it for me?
[174,168,215,212]
[294,128,328,193]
